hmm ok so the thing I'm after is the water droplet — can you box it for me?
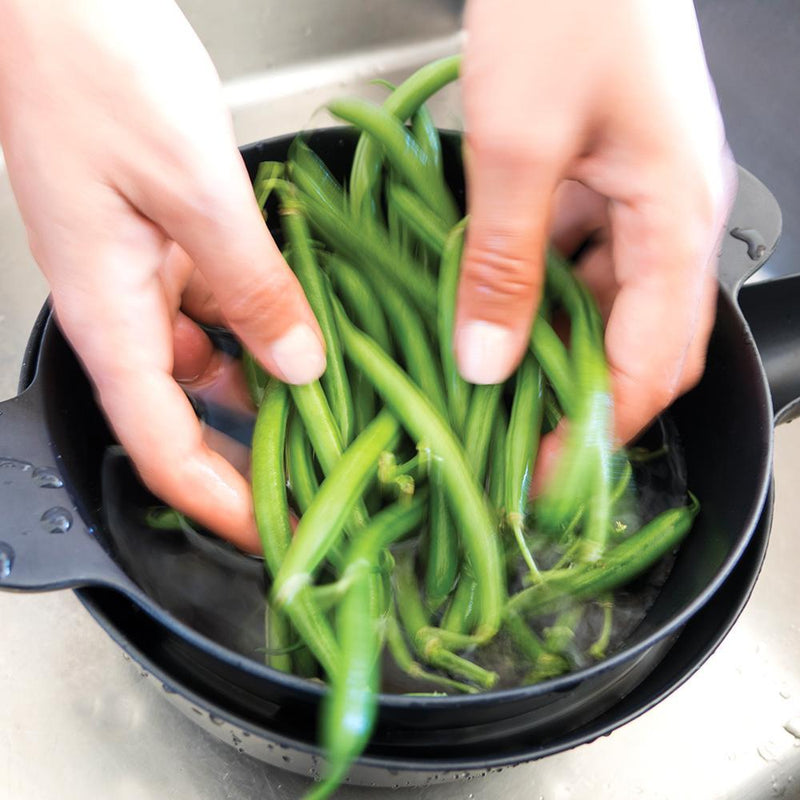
[231,734,242,746]
[237,747,244,754]
[140,671,148,678]
[282,755,290,763]
[0,542,14,578]
[0,457,32,472]
[209,714,225,726]
[122,652,131,661]
[241,730,250,737]
[784,719,800,739]
[40,506,72,534]
[32,467,63,488]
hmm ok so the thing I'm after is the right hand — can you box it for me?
[0,0,325,551]
[457,0,735,449]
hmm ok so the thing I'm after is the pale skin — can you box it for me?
[0,0,734,552]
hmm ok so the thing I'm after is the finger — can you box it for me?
[573,240,616,323]
[121,124,326,386]
[604,203,719,445]
[675,271,718,395]
[455,141,564,384]
[172,311,254,414]
[172,310,217,383]
[550,181,609,258]
[182,267,225,326]
[53,240,261,553]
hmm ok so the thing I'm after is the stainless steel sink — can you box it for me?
[3,2,800,799]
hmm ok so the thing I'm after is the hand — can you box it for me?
[458,0,735,445]
[0,0,325,551]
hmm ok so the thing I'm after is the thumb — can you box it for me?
[454,145,558,384]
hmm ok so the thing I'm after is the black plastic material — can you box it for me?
[0,130,793,767]
[739,274,800,423]
[77,485,773,772]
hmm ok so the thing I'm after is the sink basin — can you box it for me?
[178,0,465,144]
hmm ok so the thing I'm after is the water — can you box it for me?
[40,506,73,534]
[99,407,688,693]
[31,467,64,489]
[0,542,14,578]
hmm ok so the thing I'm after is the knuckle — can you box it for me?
[467,121,569,169]
[463,237,540,303]
[221,271,296,331]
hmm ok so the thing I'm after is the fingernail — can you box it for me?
[456,320,516,384]
[270,324,326,384]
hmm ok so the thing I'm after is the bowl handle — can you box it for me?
[720,167,800,424]
[0,386,132,593]
[719,166,783,298]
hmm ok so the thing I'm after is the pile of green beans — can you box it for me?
[240,56,700,799]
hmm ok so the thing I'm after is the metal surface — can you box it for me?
[2,1,800,798]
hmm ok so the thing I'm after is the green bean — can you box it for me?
[438,219,471,435]
[507,494,700,617]
[289,380,375,536]
[287,138,345,214]
[272,409,400,607]
[487,406,509,516]
[280,195,354,445]
[253,161,285,210]
[588,595,614,660]
[394,552,497,688]
[386,181,448,257]
[373,275,448,417]
[503,614,569,682]
[424,458,458,610]
[333,302,505,643]
[286,410,319,516]
[310,493,428,611]
[610,459,633,508]
[543,605,583,654]
[464,383,504,484]
[242,350,268,408]
[266,607,292,673]
[537,254,613,557]
[384,172,412,255]
[385,609,477,694]
[411,102,443,175]
[504,355,544,581]
[310,490,431,798]
[296,189,437,317]
[352,371,377,441]
[327,97,458,225]
[251,379,339,677]
[311,549,382,800]
[441,571,478,635]
[286,412,348,572]
[288,381,366,530]
[350,54,461,219]
[144,507,186,531]
[325,254,393,355]
[530,316,574,417]
[252,380,294,576]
